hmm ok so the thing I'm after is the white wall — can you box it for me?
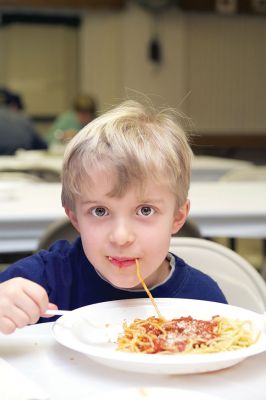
[0,24,78,115]
[80,3,188,114]
[79,9,124,113]
[186,14,266,133]
[1,2,266,134]
[80,3,266,132]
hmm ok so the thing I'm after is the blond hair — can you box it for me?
[61,100,193,210]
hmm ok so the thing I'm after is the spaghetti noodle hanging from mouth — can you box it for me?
[135,258,164,320]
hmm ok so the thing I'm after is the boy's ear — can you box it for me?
[171,199,190,234]
[64,207,80,233]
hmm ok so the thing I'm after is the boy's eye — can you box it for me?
[137,206,155,217]
[91,207,108,217]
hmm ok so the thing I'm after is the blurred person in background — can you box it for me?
[46,93,97,146]
[1,87,24,112]
[0,87,48,155]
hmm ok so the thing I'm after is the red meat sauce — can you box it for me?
[135,316,220,353]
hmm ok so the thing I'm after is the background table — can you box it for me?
[1,181,266,253]
[0,151,63,176]
[0,182,63,253]
[0,322,265,400]
[189,182,266,238]
[191,156,253,182]
[0,153,253,183]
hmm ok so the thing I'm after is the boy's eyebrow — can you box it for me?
[139,198,165,204]
[80,198,165,205]
[81,199,101,205]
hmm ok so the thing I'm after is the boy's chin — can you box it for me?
[107,277,141,290]
[94,267,140,289]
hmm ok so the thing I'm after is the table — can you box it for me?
[189,182,266,238]
[1,181,266,253]
[0,322,265,400]
[191,156,253,182]
[0,182,63,253]
[0,154,252,183]
[0,151,63,172]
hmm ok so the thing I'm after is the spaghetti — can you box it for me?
[117,315,256,354]
[116,259,257,354]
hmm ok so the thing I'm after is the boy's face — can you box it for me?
[65,171,189,289]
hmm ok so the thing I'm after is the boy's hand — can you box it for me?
[0,277,57,334]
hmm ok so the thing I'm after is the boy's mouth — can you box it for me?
[108,256,136,269]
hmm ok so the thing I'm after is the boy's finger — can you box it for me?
[0,316,17,335]
[9,305,34,328]
[20,279,49,314]
[13,295,42,325]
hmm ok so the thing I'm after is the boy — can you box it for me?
[0,100,226,334]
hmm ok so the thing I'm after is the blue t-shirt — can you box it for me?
[0,238,227,322]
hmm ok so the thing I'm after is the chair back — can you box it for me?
[170,237,266,313]
[37,217,79,251]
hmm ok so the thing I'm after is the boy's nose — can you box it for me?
[109,222,135,247]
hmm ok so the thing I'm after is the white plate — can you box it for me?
[90,387,223,400]
[52,298,266,375]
